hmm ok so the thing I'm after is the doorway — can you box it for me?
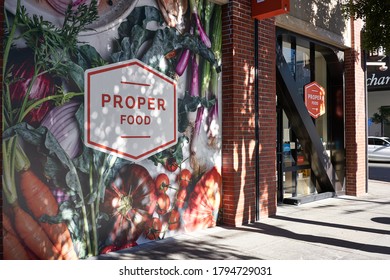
[276,29,346,204]
[277,106,317,203]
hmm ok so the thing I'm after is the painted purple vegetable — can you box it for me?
[208,99,218,124]
[207,99,219,138]
[9,50,57,126]
[193,12,211,48]
[41,101,82,159]
[175,27,194,77]
[194,105,204,136]
[189,0,211,48]
[175,49,191,76]
[190,54,200,97]
[191,105,204,156]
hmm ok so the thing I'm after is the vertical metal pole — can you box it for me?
[363,51,369,193]
[254,19,260,221]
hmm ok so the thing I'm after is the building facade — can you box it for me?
[221,0,367,226]
[1,0,368,259]
[367,55,390,137]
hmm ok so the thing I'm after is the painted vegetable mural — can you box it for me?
[2,0,222,260]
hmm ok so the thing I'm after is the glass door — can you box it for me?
[276,29,346,202]
[277,108,317,203]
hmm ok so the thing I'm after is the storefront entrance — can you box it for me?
[276,29,346,204]
[277,107,317,203]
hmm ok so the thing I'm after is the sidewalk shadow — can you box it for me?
[240,218,390,256]
[271,215,390,235]
[335,196,390,206]
[372,217,390,225]
[93,238,263,260]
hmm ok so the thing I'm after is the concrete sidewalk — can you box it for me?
[91,180,390,260]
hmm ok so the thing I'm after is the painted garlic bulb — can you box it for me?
[47,0,100,15]
[157,0,188,32]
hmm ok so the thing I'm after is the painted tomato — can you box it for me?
[177,169,192,188]
[100,245,118,254]
[118,241,138,251]
[155,173,170,194]
[175,188,187,209]
[145,218,162,240]
[156,193,170,215]
[165,157,179,172]
[168,209,181,231]
[100,164,157,249]
[183,167,221,232]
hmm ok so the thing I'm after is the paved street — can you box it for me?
[369,162,390,182]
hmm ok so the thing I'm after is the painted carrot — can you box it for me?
[3,139,60,260]
[12,204,63,260]
[3,212,16,235]
[3,213,31,260]
[3,229,31,260]
[4,134,78,260]
[16,143,78,260]
[19,170,78,260]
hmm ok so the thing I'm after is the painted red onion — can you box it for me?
[41,101,83,159]
[9,50,57,126]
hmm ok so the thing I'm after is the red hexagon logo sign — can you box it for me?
[85,59,177,162]
[304,81,326,119]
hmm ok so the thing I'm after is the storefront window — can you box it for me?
[277,29,345,202]
[281,110,316,198]
[315,51,328,149]
[296,45,311,98]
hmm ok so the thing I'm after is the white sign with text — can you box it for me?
[85,59,177,162]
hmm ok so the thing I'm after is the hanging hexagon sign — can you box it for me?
[304,81,326,119]
[85,59,177,162]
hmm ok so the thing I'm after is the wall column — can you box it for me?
[221,0,277,226]
[344,19,367,196]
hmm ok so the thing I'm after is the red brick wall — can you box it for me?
[344,19,367,196]
[221,0,277,227]
[257,19,277,218]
